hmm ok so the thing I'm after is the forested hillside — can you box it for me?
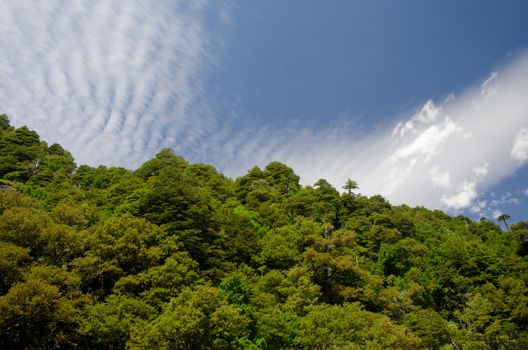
[1,113,527,349]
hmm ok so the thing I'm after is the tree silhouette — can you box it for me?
[497,214,511,231]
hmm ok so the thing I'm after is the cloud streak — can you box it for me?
[0,0,226,167]
[1,2,527,216]
[217,55,528,214]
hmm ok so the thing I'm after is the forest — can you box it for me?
[0,113,527,349]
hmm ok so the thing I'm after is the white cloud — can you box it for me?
[441,181,478,210]
[492,210,503,220]
[430,167,451,188]
[480,71,499,98]
[489,192,521,207]
[470,191,523,221]
[217,54,528,213]
[389,116,460,163]
[511,128,528,163]
[0,1,227,167]
[473,163,489,178]
[1,2,527,215]
[470,200,487,215]
[391,99,440,138]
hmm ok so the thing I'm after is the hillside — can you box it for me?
[1,113,527,349]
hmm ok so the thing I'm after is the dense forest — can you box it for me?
[0,113,527,349]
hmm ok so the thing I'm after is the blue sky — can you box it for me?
[1,1,528,223]
[212,0,528,125]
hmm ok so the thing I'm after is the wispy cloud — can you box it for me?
[511,128,528,163]
[0,1,227,167]
[217,54,528,214]
[1,2,527,215]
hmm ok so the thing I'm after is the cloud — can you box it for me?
[492,210,503,221]
[216,54,528,213]
[511,128,528,162]
[470,191,524,219]
[441,181,478,210]
[0,1,227,167]
[389,116,460,163]
[1,2,527,215]
[430,167,451,188]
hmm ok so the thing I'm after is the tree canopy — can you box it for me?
[0,114,527,349]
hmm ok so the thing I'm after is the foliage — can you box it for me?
[0,114,527,349]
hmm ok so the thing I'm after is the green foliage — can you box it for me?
[0,207,52,253]
[0,114,12,131]
[0,279,80,349]
[0,189,38,214]
[113,252,200,307]
[81,294,157,349]
[263,161,300,195]
[127,286,252,349]
[298,302,421,349]
[258,224,304,269]
[90,216,168,274]
[0,242,31,293]
[0,114,527,349]
[377,238,426,276]
[406,308,451,349]
[0,124,44,181]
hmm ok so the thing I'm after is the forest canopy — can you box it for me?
[0,114,527,349]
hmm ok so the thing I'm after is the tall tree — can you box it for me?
[342,178,359,195]
[0,114,12,131]
[497,214,511,231]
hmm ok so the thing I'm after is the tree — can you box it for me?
[235,166,265,203]
[303,228,365,303]
[298,303,421,349]
[113,252,199,307]
[497,214,511,231]
[81,295,157,349]
[2,114,528,349]
[127,286,252,349]
[0,114,12,131]
[0,279,80,349]
[0,124,45,181]
[0,207,52,254]
[342,178,359,195]
[511,221,528,256]
[263,162,300,195]
[0,242,30,294]
[406,308,451,349]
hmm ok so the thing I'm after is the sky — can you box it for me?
[1,0,528,223]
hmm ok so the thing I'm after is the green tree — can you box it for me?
[0,114,12,131]
[0,242,30,293]
[0,207,52,254]
[113,252,199,307]
[127,286,252,349]
[342,178,359,195]
[406,308,451,349]
[298,303,421,349]
[81,295,157,349]
[303,228,365,303]
[0,279,80,349]
[263,162,300,195]
[497,213,511,231]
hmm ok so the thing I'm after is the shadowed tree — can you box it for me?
[497,214,511,231]
[0,114,12,131]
